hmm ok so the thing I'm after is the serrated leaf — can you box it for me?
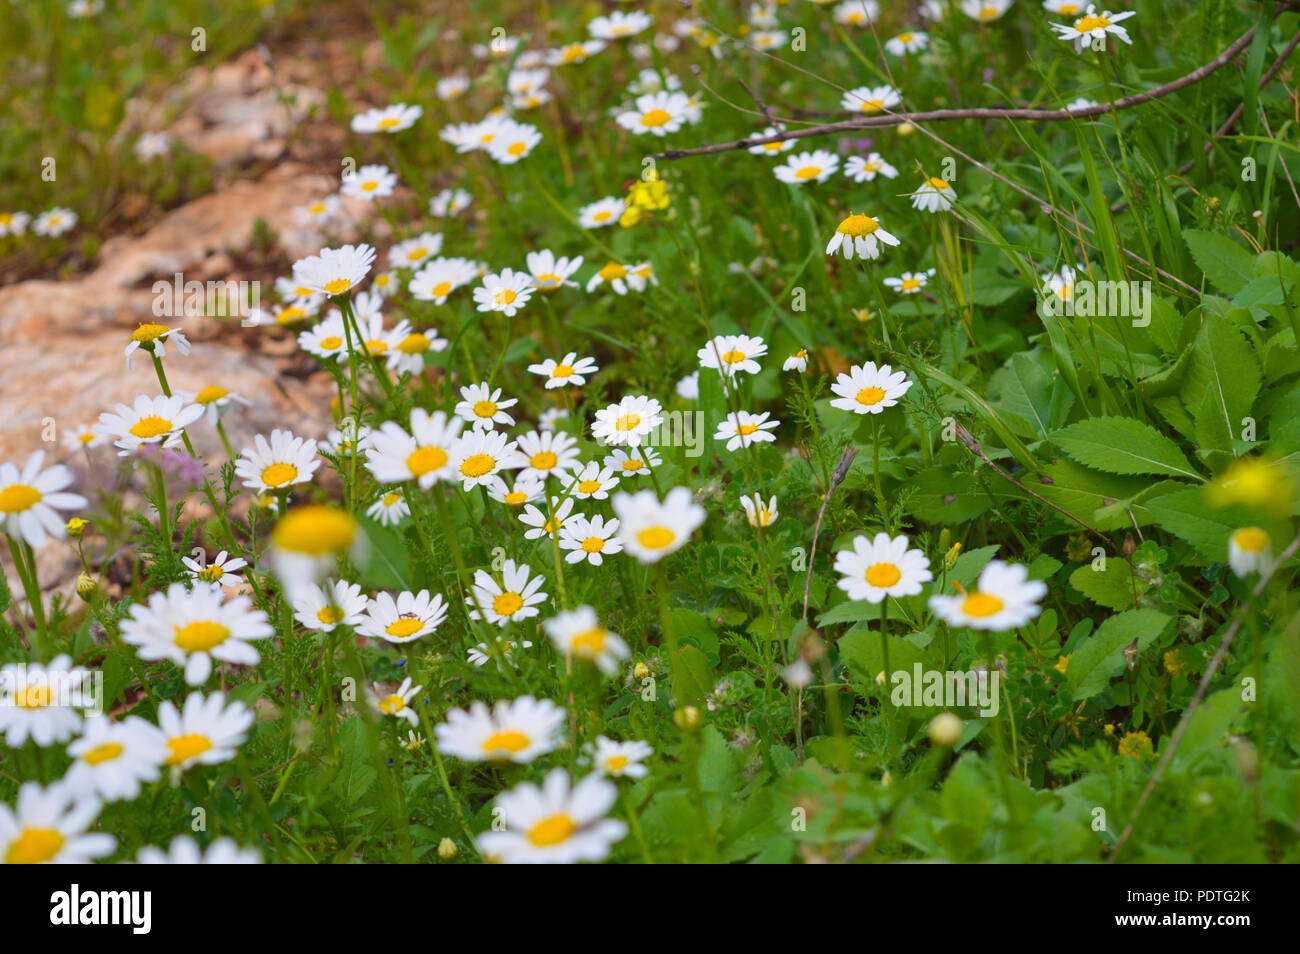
[1183,229,1256,296]
[1067,608,1172,700]
[1052,416,1200,480]
[1068,560,1146,610]
[989,351,1054,440]
[1184,315,1260,456]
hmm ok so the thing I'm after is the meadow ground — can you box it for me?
[0,0,1298,869]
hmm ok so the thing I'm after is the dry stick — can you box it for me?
[1109,530,1300,862]
[1112,30,1300,214]
[950,423,1141,607]
[653,21,1264,161]
[802,446,858,621]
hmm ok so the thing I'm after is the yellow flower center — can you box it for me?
[572,627,607,654]
[1075,14,1111,31]
[378,693,406,714]
[865,563,901,588]
[261,463,299,488]
[837,213,880,237]
[364,339,388,354]
[16,685,51,708]
[794,165,822,179]
[360,181,379,192]
[599,262,628,280]
[506,141,529,156]
[130,323,169,342]
[196,565,224,583]
[552,364,574,377]
[82,742,124,766]
[322,278,352,295]
[78,433,95,444]
[615,413,641,431]
[738,423,758,436]
[173,620,231,652]
[897,32,914,43]
[165,733,213,766]
[317,606,344,625]
[472,400,498,418]
[406,248,428,261]
[856,386,886,406]
[377,117,402,129]
[961,592,1005,618]
[319,336,343,350]
[562,44,586,62]
[927,177,950,190]
[1059,3,1080,12]
[527,813,576,846]
[536,273,562,288]
[398,333,430,354]
[195,385,228,404]
[407,446,449,477]
[493,591,524,616]
[0,484,41,513]
[622,459,643,471]
[859,99,884,112]
[482,729,530,755]
[577,480,601,494]
[6,828,64,865]
[385,617,424,639]
[605,755,629,772]
[593,210,613,222]
[431,281,452,298]
[901,278,921,291]
[495,289,518,305]
[272,505,357,555]
[641,108,672,127]
[504,491,527,506]
[530,450,558,470]
[721,349,747,364]
[1233,527,1269,553]
[582,536,606,553]
[382,492,402,506]
[460,454,495,478]
[129,416,173,439]
[637,526,676,550]
[277,307,307,325]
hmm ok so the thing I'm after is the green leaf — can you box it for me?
[1183,229,1256,296]
[839,628,932,684]
[1183,315,1261,457]
[1145,487,1247,561]
[1067,608,1172,700]
[1052,416,1200,480]
[1068,560,1146,610]
[338,719,377,805]
[989,351,1054,440]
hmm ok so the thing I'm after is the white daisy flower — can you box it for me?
[512,430,581,482]
[834,532,933,603]
[64,716,165,803]
[629,261,658,289]
[627,67,683,96]
[604,446,661,476]
[0,451,86,548]
[486,473,546,508]
[910,176,958,213]
[137,835,261,864]
[267,505,363,597]
[739,493,780,528]
[841,85,902,114]
[930,560,1047,630]
[585,261,640,295]
[616,91,694,137]
[388,232,443,270]
[567,462,620,500]
[1228,527,1272,578]
[774,149,840,184]
[0,210,31,237]
[539,407,570,432]
[33,207,77,237]
[845,152,899,182]
[0,656,88,748]
[350,313,402,359]
[293,194,343,228]
[884,269,936,294]
[544,606,629,673]
[371,677,423,726]
[589,9,652,40]
[612,487,706,564]
[467,559,548,626]
[123,322,191,370]
[409,256,479,305]
[577,196,626,229]
[291,578,367,633]
[120,582,273,685]
[234,429,320,494]
[477,768,627,864]
[292,243,376,297]
[320,424,374,458]
[453,429,518,490]
[436,696,565,764]
[1041,264,1085,303]
[829,362,913,414]
[961,0,1014,21]
[178,384,251,427]
[181,549,248,589]
[559,514,623,566]
[97,394,203,455]
[473,267,535,316]
[520,497,575,541]
[592,736,652,778]
[832,0,880,26]
[529,352,598,388]
[365,409,463,489]
[298,315,351,362]
[435,75,471,100]
[1050,5,1135,48]
[783,349,810,373]
[886,30,929,55]
[526,250,585,291]
[592,395,664,447]
[677,371,700,400]
[366,489,410,526]
[351,102,423,134]
[487,122,543,163]
[156,691,254,777]
[0,782,115,864]
[359,590,448,645]
[467,638,532,667]
[747,125,797,156]
[340,164,397,201]
[369,270,400,297]
[715,410,779,451]
[429,187,472,218]
[826,212,901,261]
[547,39,607,65]
[455,382,518,432]
[61,424,107,453]
[698,333,767,377]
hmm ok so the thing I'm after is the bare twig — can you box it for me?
[1109,530,1300,862]
[802,445,858,621]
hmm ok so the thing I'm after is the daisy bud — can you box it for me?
[75,572,98,601]
[438,837,459,860]
[943,542,962,570]
[896,122,915,137]
[929,712,963,747]
[633,661,651,681]
[673,705,701,731]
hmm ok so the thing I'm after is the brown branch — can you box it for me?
[1109,530,1300,862]
[652,21,1264,161]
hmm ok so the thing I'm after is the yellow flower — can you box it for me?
[66,517,89,538]
[1053,654,1071,675]
[1163,649,1185,676]
[1118,730,1153,759]
[620,177,670,227]
[1104,723,1116,736]
[1205,456,1295,517]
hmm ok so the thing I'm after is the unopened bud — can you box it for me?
[75,573,98,600]
[437,837,458,860]
[929,712,963,747]
[674,705,701,730]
